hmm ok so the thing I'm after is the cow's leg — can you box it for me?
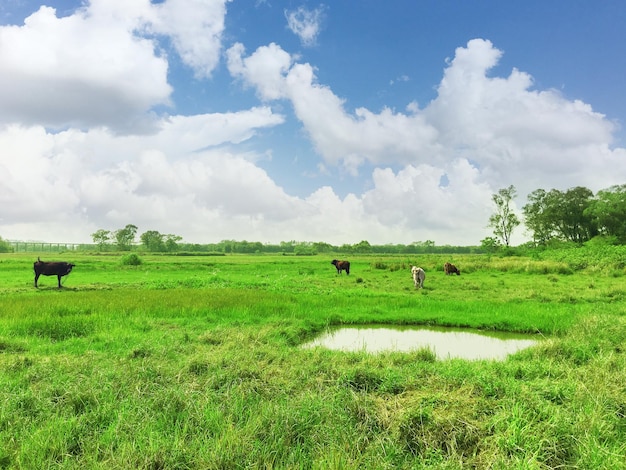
[34,273,40,288]
[57,275,62,288]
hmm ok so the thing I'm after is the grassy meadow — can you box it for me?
[1,250,625,469]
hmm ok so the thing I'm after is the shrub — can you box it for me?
[120,253,142,266]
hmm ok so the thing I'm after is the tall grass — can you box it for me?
[1,251,625,468]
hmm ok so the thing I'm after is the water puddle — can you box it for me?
[302,325,539,360]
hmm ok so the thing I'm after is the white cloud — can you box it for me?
[230,38,626,198]
[0,0,231,133]
[284,5,325,47]
[424,39,624,197]
[0,106,287,242]
[227,42,293,101]
[150,0,231,79]
[0,4,171,133]
[227,43,441,174]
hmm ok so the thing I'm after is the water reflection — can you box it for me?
[302,325,538,360]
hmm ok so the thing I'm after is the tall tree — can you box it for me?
[115,224,138,251]
[587,184,626,242]
[556,186,597,244]
[489,185,520,247]
[522,189,558,245]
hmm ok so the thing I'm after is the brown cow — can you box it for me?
[444,262,460,275]
[331,259,350,275]
[34,257,75,288]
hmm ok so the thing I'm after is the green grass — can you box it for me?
[1,251,625,468]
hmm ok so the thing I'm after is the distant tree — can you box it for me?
[312,241,334,253]
[556,186,597,244]
[114,224,138,251]
[409,240,437,254]
[294,242,316,255]
[523,186,597,245]
[586,184,626,242]
[140,230,165,252]
[488,185,521,247]
[0,236,13,253]
[91,229,111,251]
[523,189,557,245]
[353,240,372,253]
[480,236,501,253]
[280,241,297,253]
[164,234,182,252]
[339,243,354,253]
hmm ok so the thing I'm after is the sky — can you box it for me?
[1,1,625,246]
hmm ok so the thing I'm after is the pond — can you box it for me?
[302,325,539,360]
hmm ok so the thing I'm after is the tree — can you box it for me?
[480,236,501,253]
[312,242,333,253]
[164,234,182,252]
[114,224,138,251]
[556,186,597,244]
[353,240,372,253]
[488,185,520,247]
[586,184,626,242]
[140,230,165,252]
[523,189,556,245]
[522,186,597,245]
[0,236,13,253]
[91,229,111,251]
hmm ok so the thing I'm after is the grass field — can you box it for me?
[1,251,625,468]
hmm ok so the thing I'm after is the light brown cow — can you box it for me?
[411,266,425,288]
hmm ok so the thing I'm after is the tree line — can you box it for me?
[2,183,625,255]
[86,228,477,255]
[91,225,182,252]
[90,180,626,255]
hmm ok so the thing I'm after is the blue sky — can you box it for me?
[1,1,625,245]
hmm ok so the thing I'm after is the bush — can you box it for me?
[120,253,142,266]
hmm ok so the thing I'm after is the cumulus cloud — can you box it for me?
[284,5,325,47]
[424,39,624,197]
[0,0,230,133]
[0,108,298,242]
[0,4,170,132]
[150,0,231,79]
[230,38,626,198]
[227,43,441,174]
[227,42,293,101]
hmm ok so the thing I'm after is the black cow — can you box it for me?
[444,262,460,276]
[34,257,75,288]
[331,259,350,275]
